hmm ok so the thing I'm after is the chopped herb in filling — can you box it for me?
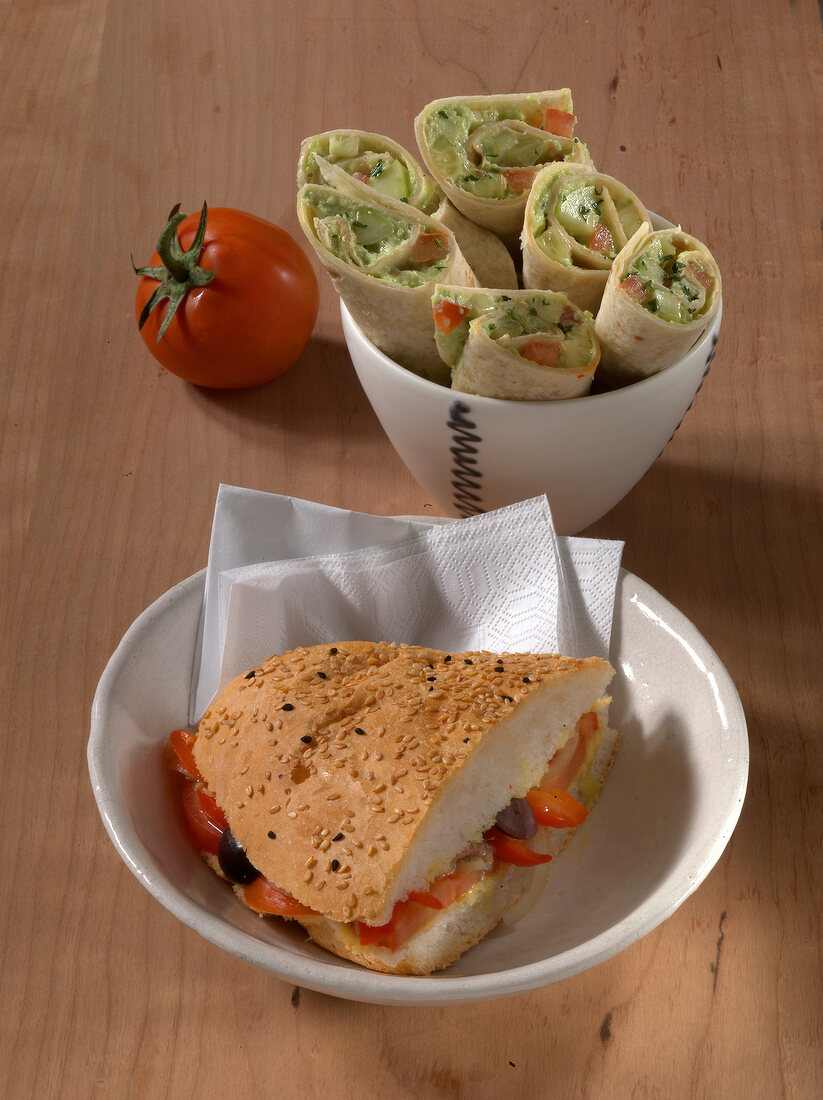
[623,237,714,323]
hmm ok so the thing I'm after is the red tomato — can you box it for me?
[433,298,470,334]
[357,867,484,950]
[410,230,449,263]
[590,223,615,254]
[180,779,228,855]
[526,787,589,829]
[357,898,433,952]
[135,203,319,389]
[484,827,553,866]
[163,729,201,780]
[538,710,599,790]
[543,108,576,137]
[243,877,315,917]
[620,274,647,301]
[687,263,714,290]
[501,167,537,195]
[520,339,561,367]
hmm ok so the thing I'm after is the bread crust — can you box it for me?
[193,641,613,925]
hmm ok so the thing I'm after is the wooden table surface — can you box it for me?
[3,1,821,1096]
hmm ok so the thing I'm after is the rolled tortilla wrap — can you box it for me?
[297,128,442,213]
[414,91,593,246]
[521,163,649,313]
[301,133,517,289]
[432,285,600,400]
[296,182,477,384]
[594,223,722,384]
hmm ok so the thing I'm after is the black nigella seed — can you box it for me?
[522,677,531,684]
[300,735,312,744]
[494,666,504,673]
[318,671,327,679]
[329,647,338,655]
[427,676,436,682]
[463,737,470,743]
[267,831,276,839]
[331,859,340,872]
[354,727,366,735]
[464,658,472,664]
[282,703,294,711]
[244,670,256,679]
[444,655,452,663]
[502,694,513,703]
[332,832,344,842]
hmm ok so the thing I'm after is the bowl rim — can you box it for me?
[88,565,747,1006]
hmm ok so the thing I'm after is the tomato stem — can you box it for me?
[134,202,217,341]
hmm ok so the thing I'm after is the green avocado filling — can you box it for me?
[302,136,415,204]
[304,190,448,287]
[627,237,713,323]
[433,289,594,372]
[531,175,644,266]
[422,100,577,201]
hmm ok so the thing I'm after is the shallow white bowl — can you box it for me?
[88,568,747,1006]
[343,214,722,535]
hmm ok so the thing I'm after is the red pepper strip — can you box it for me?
[484,826,553,866]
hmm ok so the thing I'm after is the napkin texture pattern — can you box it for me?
[189,486,623,722]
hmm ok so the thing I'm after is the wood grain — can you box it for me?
[1,0,821,1096]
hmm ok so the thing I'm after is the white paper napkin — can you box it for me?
[189,485,623,722]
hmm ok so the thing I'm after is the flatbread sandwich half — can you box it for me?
[168,641,619,975]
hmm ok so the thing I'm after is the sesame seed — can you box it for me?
[305,857,316,868]
[304,871,313,883]
[287,811,298,819]
[336,881,349,891]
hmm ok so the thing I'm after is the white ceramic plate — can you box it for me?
[88,569,747,1006]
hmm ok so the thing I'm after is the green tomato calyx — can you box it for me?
[134,202,217,342]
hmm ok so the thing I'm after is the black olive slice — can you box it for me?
[495,796,538,839]
[218,828,260,885]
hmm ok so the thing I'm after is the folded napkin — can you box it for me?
[189,485,623,723]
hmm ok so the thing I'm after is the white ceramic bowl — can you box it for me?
[342,219,722,535]
[88,567,747,1006]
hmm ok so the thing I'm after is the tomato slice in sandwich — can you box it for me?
[243,877,315,917]
[163,728,201,780]
[180,779,228,855]
[484,827,554,867]
[526,787,589,828]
